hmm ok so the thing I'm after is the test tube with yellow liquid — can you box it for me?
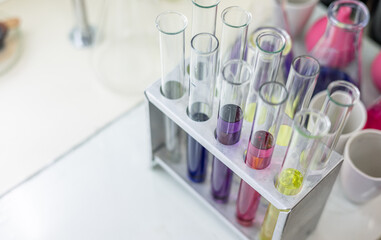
[259,109,331,240]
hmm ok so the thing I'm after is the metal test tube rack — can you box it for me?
[144,77,343,239]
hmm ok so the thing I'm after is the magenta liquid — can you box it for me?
[365,98,381,130]
[211,104,243,202]
[245,130,274,169]
[236,180,261,226]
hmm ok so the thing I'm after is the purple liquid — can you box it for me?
[211,104,243,202]
[236,180,261,226]
[313,66,355,96]
[246,131,274,169]
[211,158,233,202]
[187,112,209,183]
[216,104,244,145]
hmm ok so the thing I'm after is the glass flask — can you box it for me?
[259,109,331,240]
[211,60,252,202]
[309,0,369,95]
[187,33,219,182]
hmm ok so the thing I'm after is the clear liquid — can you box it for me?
[161,80,184,99]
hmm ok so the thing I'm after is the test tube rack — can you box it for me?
[145,79,343,240]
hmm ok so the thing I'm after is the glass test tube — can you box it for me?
[245,82,288,170]
[156,11,187,156]
[259,109,331,240]
[211,60,252,202]
[246,27,293,85]
[216,6,251,96]
[235,82,288,225]
[312,80,360,170]
[191,0,220,36]
[244,30,286,122]
[277,56,320,147]
[187,33,219,182]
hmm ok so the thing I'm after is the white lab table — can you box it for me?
[0,103,380,240]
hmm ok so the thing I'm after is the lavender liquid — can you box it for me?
[246,130,274,170]
[187,112,209,183]
[211,104,243,202]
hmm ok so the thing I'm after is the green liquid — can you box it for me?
[259,168,304,240]
[276,168,304,195]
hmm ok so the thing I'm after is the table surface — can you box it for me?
[0,0,380,239]
[0,103,380,240]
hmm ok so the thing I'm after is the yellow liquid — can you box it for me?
[276,125,292,147]
[259,204,279,240]
[259,168,304,240]
[276,168,304,195]
[244,102,256,122]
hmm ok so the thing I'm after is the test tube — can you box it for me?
[191,0,220,36]
[156,11,188,156]
[259,109,331,240]
[277,55,320,147]
[244,30,286,122]
[211,60,252,202]
[311,80,360,170]
[156,11,187,99]
[216,6,251,96]
[245,82,288,170]
[235,82,288,225]
[187,33,219,182]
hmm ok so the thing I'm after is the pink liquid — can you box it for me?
[365,98,381,130]
[245,131,274,169]
[236,180,261,226]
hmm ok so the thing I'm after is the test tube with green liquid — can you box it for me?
[259,109,331,240]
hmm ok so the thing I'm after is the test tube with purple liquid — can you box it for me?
[211,60,252,202]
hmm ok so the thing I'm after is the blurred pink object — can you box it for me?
[305,6,355,68]
[365,96,381,130]
[371,51,381,92]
